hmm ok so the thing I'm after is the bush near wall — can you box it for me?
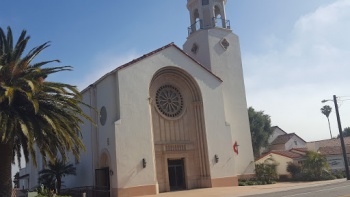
[286,151,339,181]
[239,158,278,186]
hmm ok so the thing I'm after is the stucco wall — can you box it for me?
[184,28,255,175]
[115,45,234,190]
[285,136,306,150]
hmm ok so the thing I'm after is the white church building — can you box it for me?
[19,0,255,196]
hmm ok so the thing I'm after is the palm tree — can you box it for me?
[0,27,92,196]
[39,159,76,194]
[321,105,333,138]
[13,172,20,188]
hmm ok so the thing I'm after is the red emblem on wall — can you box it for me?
[233,141,239,155]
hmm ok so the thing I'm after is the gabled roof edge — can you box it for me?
[81,42,222,93]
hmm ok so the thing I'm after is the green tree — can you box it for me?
[338,127,350,138]
[248,107,273,158]
[286,162,302,179]
[38,159,76,194]
[321,105,333,138]
[302,151,329,180]
[0,27,92,196]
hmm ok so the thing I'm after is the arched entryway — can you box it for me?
[95,150,111,197]
[149,67,210,192]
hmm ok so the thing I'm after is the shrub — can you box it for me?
[332,170,345,179]
[302,151,329,180]
[286,162,302,178]
[278,175,290,182]
[255,158,278,184]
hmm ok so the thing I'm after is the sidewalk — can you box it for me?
[143,179,346,197]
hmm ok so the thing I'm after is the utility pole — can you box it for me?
[333,95,350,180]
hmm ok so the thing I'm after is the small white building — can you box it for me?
[19,1,255,196]
[256,149,306,177]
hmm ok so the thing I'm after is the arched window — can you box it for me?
[194,9,199,20]
[193,9,201,31]
[214,6,223,27]
[214,6,221,17]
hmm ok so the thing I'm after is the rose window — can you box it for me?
[156,85,184,117]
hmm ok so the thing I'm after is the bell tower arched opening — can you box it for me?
[187,0,230,35]
[149,67,211,192]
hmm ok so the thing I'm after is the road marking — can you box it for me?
[281,185,349,197]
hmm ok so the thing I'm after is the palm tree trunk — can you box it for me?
[327,117,333,138]
[57,177,62,194]
[0,142,13,197]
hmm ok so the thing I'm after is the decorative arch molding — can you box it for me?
[149,66,211,192]
[150,66,203,102]
[99,148,111,168]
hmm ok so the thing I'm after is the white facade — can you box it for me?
[19,1,255,196]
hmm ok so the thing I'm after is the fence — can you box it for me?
[60,186,109,197]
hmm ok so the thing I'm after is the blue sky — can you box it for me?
[2,0,350,175]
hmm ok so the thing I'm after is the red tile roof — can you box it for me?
[318,146,350,155]
[270,133,306,145]
[270,134,294,145]
[256,150,305,161]
[271,126,288,135]
[290,148,308,153]
[310,137,350,147]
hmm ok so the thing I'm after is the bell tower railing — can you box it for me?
[188,17,230,35]
[188,19,203,35]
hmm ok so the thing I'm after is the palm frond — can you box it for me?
[0,26,94,169]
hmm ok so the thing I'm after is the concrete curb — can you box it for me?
[143,179,347,197]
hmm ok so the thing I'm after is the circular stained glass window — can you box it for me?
[155,85,184,118]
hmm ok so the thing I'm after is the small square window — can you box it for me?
[191,43,199,54]
[202,0,209,5]
[220,38,230,50]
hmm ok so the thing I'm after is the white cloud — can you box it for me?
[244,0,350,141]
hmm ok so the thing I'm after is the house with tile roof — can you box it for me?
[256,149,307,177]
[257,126,308,177]
[268,126,287,144]
[270,133,307,151]
[261,126,307,155]
[307,137,350,171]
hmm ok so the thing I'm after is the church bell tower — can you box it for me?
[183,0,255,177]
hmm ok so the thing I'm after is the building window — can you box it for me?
[191,43,199,54]
[220,38,230,50]
[202,0,209,5]
[100,106,107,126]
[294,141,298,146]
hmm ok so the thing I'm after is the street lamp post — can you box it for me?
[322,95,350,180]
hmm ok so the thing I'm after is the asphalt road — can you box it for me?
[245,180,350,197]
